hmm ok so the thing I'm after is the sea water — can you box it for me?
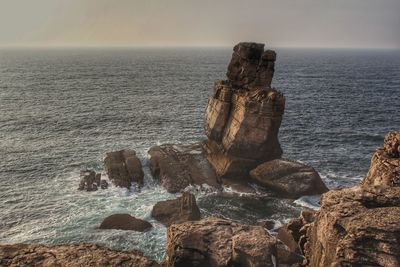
[0,47,399,260]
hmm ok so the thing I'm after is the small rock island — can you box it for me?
[149,42,328,197]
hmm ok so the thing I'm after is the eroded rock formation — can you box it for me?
[99,214,152,232]
[148,143,220,193]
[298,132,400,266]
[104,149,144,188]
[304,186,400,266]
[166,216,280,267]
[203,45,285,179]
[147,42,327,197]
[0,243,160,267]
[78,170,106,191]
[362,131,400,187]
[151,192,201,226]
[250,159,328,198]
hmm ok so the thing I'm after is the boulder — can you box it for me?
[151,192,201,226]
[78,170,104,191]
[100,179,109,189]
[249,159,328,198]
[303,186,400,267]
[203,42,285,180]
[362,131,400,187]
[148,143,221,193]
[99,214,152,232]
[166,216,279,267]
[0,243,160,267]
[104,149,144,188]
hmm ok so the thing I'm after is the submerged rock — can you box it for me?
[0,243,160,267]
[148,143,221,193]
[151,192,201,226]
[104,149,144,188]
[362,131,400,187]
[166,216,280,267]
[249,159,328,198]
[99,214,152,232]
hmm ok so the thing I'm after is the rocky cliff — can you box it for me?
[293,131,400,266]
[0,243,160,267]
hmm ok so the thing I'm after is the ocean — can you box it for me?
[0,47,399,260]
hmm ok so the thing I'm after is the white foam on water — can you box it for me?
[293,195,321,210]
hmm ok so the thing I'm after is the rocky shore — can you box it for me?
[1,43,398,266]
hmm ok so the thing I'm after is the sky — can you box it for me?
[0,0,399,49]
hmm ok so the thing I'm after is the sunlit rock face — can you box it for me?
[203,42,285,179]
[298,133,400,267]
[362,131,400,187]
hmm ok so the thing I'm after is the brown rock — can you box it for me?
[203,87,284,179]
[227,42,275,89]
[249,159,328,198]
[166,216,279,267]
[148,143,221,193]
[78,170,104,191]
[304,186,400,267]
[99,214,152,232]
[362,132,400,187]
[104,149,144,188]
[151,192,201,226]
[0,243,160,267]
[203,42,285,180]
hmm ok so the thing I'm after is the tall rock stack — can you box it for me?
[203,42,285,179]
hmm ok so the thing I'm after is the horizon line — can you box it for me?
[0,44,399,50]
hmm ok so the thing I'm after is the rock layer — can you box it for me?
[104,149,144,188]
[0,243,160,267]
[151,192,201,226]
[203,42,285,179]
[250,159,328,198]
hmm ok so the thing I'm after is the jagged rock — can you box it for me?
[151,192,201,226]
[104,149,144,188]
[276,210,316,258]
[249,159,328,198]
[148,143,221,193]
[203,42,285,180]
[100,179,109,189]
[303,186,400,266]
[0,243,160,267]
[362,131,400,187]
[166,216,279,267]
[99,214,152,232]
[227,42,276,89]
[203,87,284,179]
[78,170,104,191]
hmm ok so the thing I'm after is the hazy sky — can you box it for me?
[1,0,399,48]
